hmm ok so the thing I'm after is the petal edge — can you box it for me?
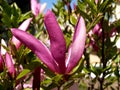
[11,29,60,73]
[66,17,86,73]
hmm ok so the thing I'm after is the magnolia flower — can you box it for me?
[31,0,46,17]
[0,42,15,78]
[11,10,86,74]
[110,27,117,37]
[11,18,32,49]
[88,23,102,52]
[88,23,102,37]
[5,52,16,78]
[1,40,15,76]
[92,23,102,36]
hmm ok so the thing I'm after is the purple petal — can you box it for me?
[92,23,102,37]
[12,18,32,49]
[90,39,99,52]
[0,54,3,72]
[44,10,66,73]
[66,17,86,73]
[5,52,16,78]
[11,29,61,73]
[110,27,117,37]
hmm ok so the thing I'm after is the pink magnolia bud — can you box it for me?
[31,0,46,17]
[90,39,99,52]
[109,27,117,37]
[95,0,98,4]
[5,52,16,78]
[11,18,32,49]
[92,23,102,37]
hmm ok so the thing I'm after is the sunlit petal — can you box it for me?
[40,3,47,13]
[5,52,16,78]
[31,0,40,17]
[66,17,86,73]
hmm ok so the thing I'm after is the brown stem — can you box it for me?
[99,16,106,90]
[32,67,41,90]
[62,0,72,14]
[58,86,60,90]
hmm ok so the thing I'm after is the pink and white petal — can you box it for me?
[66,17,86,73]
[1,39,7,55]
[18,18,32,30]
[11,29,60,73]
[11,36,21,49]
[11,18,32,49]
[36,3,41,15]
[31,0,40,16]
[95,0,98,4]
[40,3,47,13]
[44,10,66,73]
[5,52,16,78]
[31,0,37,16]
[92,23,102,37]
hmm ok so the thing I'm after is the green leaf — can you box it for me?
[0,0,11,16]
[52,74,63,84]
[79,82,87,90]
[63,80,74,89]
[98,0,109,12]
[90,65,103,76]
[27,59,41,70]
[71,58,85,75]
[83,68,90,74]
[42,82,58,90]
[85,0,97,14]
[70,15,77,25]
[1,1,22,27]
[41,78,52,86]
[24,88,32,90]
[87,13,103,31]
[64,33,71,49]
[77,0,86,12]
[1,13,11,27]
[19,11,31,22]
[16,69,31,80]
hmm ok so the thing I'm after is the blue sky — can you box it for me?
[40,0,56,10]
[40,0,77,12]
